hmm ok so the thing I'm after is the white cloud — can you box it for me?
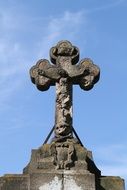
[0,13,28,109]
[0,10,86,110]
[0,39,28,109]
[85,0,125,13]
[37,11,86,58]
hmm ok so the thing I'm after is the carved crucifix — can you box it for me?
[30,40,100,142]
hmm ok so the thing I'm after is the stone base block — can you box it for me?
[30,171,95,190]
[0,173,125,190]
[30,173,62,190]
[63,172,95,190]
[0,172,95,190]
[100,176,125,190]
[0,174,29,190]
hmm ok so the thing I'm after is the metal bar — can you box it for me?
[43,125,55,144]
[72,127,84,147]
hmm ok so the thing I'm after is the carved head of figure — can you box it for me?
[57,41,74,56]
[50,40,79,65]
[55,123,72,138]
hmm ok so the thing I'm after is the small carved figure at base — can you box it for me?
[50,141,75,170]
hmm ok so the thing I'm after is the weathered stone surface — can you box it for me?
[0,142,99,190]
[100,176,125,190]
[63,173,95,190]
[0,173,125,190]
[55,77,73,140]
[21,142,102,189]
[30,40,100,144]
[0,174,29,190]
[30,173,63,190]
[23,143,100,176]
[29,172,95,190]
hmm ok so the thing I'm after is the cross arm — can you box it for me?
[30,59,69,91]
[30,59,52,91]
[78,58,100,90]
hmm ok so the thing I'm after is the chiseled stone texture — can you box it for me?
[39,176,62,190]
[0,173,125,190]
[23,143,100,175]
[0,174,29,190]
[38,174,95,190]
[30,171,95,190]
[0,172,95,190]
[100,176,125,190]
[29,173,62,190]
[63,173,95,190]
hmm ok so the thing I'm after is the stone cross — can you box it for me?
[30,40,100,141]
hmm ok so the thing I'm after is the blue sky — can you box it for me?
[0,0,127,187]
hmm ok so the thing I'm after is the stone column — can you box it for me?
[55,77,73,139]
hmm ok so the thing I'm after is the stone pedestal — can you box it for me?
[0,142,125,190]
[22,142,99,190]
[29,171,95,190]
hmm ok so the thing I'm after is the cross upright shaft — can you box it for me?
[55,57,73,140]
[30,40,100,141]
